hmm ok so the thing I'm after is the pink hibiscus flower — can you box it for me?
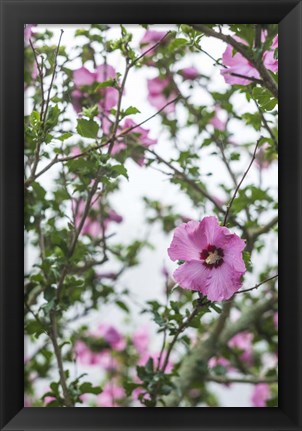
[179,66,200,81]
[251,383,271,407]
[72,64,119,127]
[97,382,125,407]
[228,331,254,365]
[92,324,126,351]
[147,76,178,114]
[210,106,226,131]
[73,199,123,238]
[140,30,168,59]
[75,340,119,370]
[168,216,246,301]
[221,34,278,86]
[133,326,150,355]
[255,143,275,170]
[24,24,36,45]
[208,356,232,370]
[111,118,157,165]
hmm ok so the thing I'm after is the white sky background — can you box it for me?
[25,24,278,407]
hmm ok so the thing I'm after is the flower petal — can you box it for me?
[73,67,96,87]
[206,262,242,301]
[168,220,208,261]
[223,235,246,272]
[173,260,210,293]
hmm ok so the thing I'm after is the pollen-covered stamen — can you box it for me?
[200,245,224,268]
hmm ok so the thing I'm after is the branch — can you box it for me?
[249,215,278,238]
[162,295,276,406]
[234,274,278,295]
[223,138,260,226]
[190,24,278,99]
[206,376,277,385]
[49,311,73,407]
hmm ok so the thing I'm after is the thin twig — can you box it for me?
[190,25,278,99]
[207,376,277,385]
[42,29,64,125]
[223,138,261,226]
[234,274,278,295]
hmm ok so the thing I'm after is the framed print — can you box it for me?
[0,0,301,430]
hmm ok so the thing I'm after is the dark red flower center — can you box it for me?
[200,244,224,269]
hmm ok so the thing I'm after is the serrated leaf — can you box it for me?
[76,119,99,139]
[58,132,72,141]
[111,164,129,179]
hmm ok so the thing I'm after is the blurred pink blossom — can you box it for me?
[140,30,168,59]
[273,312,278,330]
[147,76,178,114]
[97,382,125,407]
[133,326,150,355]
[92,324,126,351]
[110,118,157,165]
[210,107,226,131]
[24,24,36,45]
[221,34,278,86]
[255,143,274,170]
[73,199,123,238]
[228,331,254,365]
[72,64,119,124]
[251,383,271,407]
[179,66,199,80]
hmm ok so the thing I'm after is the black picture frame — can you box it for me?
[1,0,301,430]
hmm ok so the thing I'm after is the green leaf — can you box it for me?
[58,132,73,141]
[116,300,130,313]
[79,382,102,395]
[45,105,60,131]
[76,119,99,139]
[111,164,129,179]
[122,106,141,117]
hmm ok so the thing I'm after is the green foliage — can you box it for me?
[76,118,99,139]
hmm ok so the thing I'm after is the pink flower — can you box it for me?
[179,66,199,80]
[133,327,149,355]
[75,340,101,365]
[147,76,178,114]
[75,340,119,370]
[208,356,231,370]
[103,209,123,230]
[273,312,278,330]
[262,35,279,74]
[73,198,102,238]
[72,64,119,122]
[73,199,123,238]
[255,143,273,169]
[210,107,226,131]
[111,118,157,165]
[24,24,36,45]
[251,383,270,407]
[42,387,56,406]
[168,216,246,301]
[221,35,278,86]
[228,331,254,365]
[140,30,168,58]
[97,351,119,371]
[73,67,96,87]
[97,382,125,407]
[93,324,126,351]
